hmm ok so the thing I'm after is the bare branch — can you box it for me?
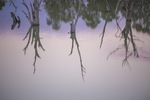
[99,19,108,48]
[77,43,86,81]
[115,18,122,37]
[122,52,132,70]
[10,0,17,12]
[22,0,32,24]
[129,27,139,57]
[22,13,31,24]
[68,0,86,81]
[99,12,110,48]
[23,26,33,54]
[107,45,123,60]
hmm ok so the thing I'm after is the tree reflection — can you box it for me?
[23,25,45,74]
[2,0,149,77]
[43,0,71,30]
[42,0,150,71]
[132,0,150,34]
[99,0,111,48]
[22,0,43,73]
[115,0,150,34]
[81,0,101,28]
[108,20,139,68]
[68,0,86,81]
[43,0,149,33]
[22,0,42,25]
[108,0,140,67]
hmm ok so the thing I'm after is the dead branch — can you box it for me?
[77,45,86,81]
[122,52,132,70]
[10,0,17,12]
[23,26,33,54]
[22,0,32,24]
[107,45,123,60]
[69,0,85,81]
[99,18,108,48]
[129,27,139,57]
[99,0,111,48]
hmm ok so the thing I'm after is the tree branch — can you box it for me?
[22,0,32,24]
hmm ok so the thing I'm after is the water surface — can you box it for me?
[0,0,150,100]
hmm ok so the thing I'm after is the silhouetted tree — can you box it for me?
[108,0,140,67]
[22,0,44,73]
[23,25,45,74]
[68,0,86,81]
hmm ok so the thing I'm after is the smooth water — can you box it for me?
[0,0,150,100]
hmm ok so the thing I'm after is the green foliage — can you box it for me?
[43,0,150,34]
[0,0,6,10]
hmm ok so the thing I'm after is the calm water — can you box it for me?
[0,0,150,100]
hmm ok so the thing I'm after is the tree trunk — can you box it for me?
[32,0,39,25]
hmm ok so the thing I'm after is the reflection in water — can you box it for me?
[23,25,45,74]
[43,0,149,68]
[98,0,149,67]
[13,0,150,75]
[22,0,43,73]
[43,0,149,34]
[119,0,140,65]
[0,0,150,100]
[22,0,42,26]
[132,0,150,34]
[68,0,86,80]
[107,20,139,69]
[10,12,21,29]
[0,0,148,77]
[115,0,150,34]
[99,0,111,48]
